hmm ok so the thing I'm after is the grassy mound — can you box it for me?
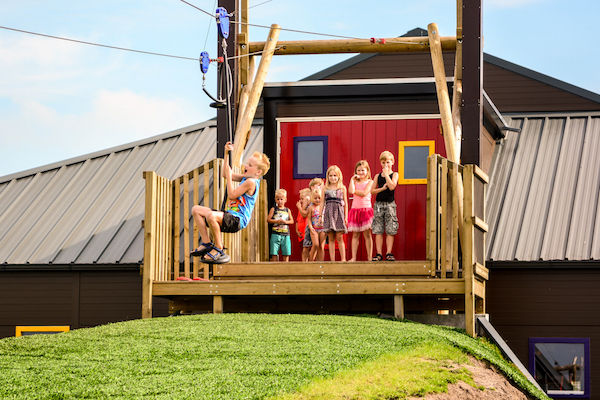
[0,314,549,399]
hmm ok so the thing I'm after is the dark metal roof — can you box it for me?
[302,29,600,106]
[0,121,263,266]
[486,112,600,261]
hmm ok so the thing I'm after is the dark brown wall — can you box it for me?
[0,270,169,338]
[487,266,600,399]
[321,53,600,113]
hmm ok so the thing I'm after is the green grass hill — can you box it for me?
[0,314,549,399]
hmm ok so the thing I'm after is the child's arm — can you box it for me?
[371,173,386,194]
[226,176,256,201]
[342,186,348,223]
[222,141,244,182]
[383,171,399,191]
[285,208,295,225]
[348,175,356,195]
[306,206,315,232]
[354,179,373,197]
[266,207,277,224]
[296,200,309,218]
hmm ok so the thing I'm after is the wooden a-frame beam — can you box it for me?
[248,36,456,55]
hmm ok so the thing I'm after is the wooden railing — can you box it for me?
[142,158,269,317]
[427,154,489,334]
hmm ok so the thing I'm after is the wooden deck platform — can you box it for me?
[141,157,489,335]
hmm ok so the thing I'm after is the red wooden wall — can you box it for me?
[279,118,446,261]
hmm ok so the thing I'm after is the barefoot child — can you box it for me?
[306,189,326,261]
[348,160,374,262]
[190,141,270,263]
[371,150,399,261]
[322,165,348,262]
[268,189,294,262]
[295,188,312,261]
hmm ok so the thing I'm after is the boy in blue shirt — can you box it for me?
[191,141,270,264]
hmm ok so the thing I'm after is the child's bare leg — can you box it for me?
[350,232,360,262]
[318,232,326,261]
[270,255,278,262]
[327,232,336,261]
[363,229,373,261]
[202,210,224,258]
[191,205,213,244]
[385,234,395,255]
[282,255,289,262]
[375,234,384,256]
[302,247,310,262]
[336,232,346,262]
[310,243,319,261]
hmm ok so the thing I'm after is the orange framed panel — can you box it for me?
[398,140,435,185]
[15,326,70,337]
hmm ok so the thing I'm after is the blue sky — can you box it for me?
[1,0,599,177]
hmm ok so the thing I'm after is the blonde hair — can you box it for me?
[310,188,322,203]
[325,165,343,189]
[275,188,287,199]
[252,151,271,176]
[379,150,394,163]
[308,177,323,189]
[354,160,371,179]
[299,188,311,198]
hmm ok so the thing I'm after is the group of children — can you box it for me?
[269,150,400,263]
[189,142,399,265]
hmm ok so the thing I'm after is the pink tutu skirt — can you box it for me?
[347,207,374,232]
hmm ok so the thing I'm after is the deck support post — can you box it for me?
[213,296,224,314]
[142,171,157,319]
[394,295,405,320]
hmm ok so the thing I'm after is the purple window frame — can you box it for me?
[529,337,590,399]
[293,136,328,179]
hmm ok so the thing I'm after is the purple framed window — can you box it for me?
[529,337,590,398]
[293,136,328,179]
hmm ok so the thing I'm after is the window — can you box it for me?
[529,337,590,398]
[15,326,70,337]
[398,140,435,184]
[293,136,327,179]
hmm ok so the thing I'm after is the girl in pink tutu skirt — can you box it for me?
[347,160,374,262]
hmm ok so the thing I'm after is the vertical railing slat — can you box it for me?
[173,179,180,279]
[183,173,190,278]
[426,155,437,277]
[451,163,459,278]
[440,158,448,279]
[463,165,475,337]
[193,168,200,278]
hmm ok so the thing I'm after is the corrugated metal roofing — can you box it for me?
[487,113,600,261]
[0,121,263,266]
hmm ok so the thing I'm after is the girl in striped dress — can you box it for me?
[322,165,348,262]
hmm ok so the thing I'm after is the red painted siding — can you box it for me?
[279,118,446,261]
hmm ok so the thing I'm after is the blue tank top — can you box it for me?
[225,178,260,229]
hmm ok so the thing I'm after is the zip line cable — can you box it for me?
[0,25,199,61]
[178,0,363,40]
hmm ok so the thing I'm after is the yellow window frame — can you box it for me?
[398,140,435,185]
[15,326,70,337]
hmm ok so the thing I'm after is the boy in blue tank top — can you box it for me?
[191,141,270,264]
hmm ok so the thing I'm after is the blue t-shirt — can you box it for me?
[225,178,260,229]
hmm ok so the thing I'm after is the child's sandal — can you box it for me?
[190,242,213,257]
[385,253,396,261]
[201,247,231,264]
[372,253,383,262]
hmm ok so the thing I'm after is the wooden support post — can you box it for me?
[452,0,463,160]
[428,23,467,265]
[463,165,476,337]
[248,36,457,55]
[238,0,249,89]
[232,24,280,167]
[213,296,224,314]
[142,171,157,319]
[394,295,405,320]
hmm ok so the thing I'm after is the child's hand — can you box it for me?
[224,141,234,152]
